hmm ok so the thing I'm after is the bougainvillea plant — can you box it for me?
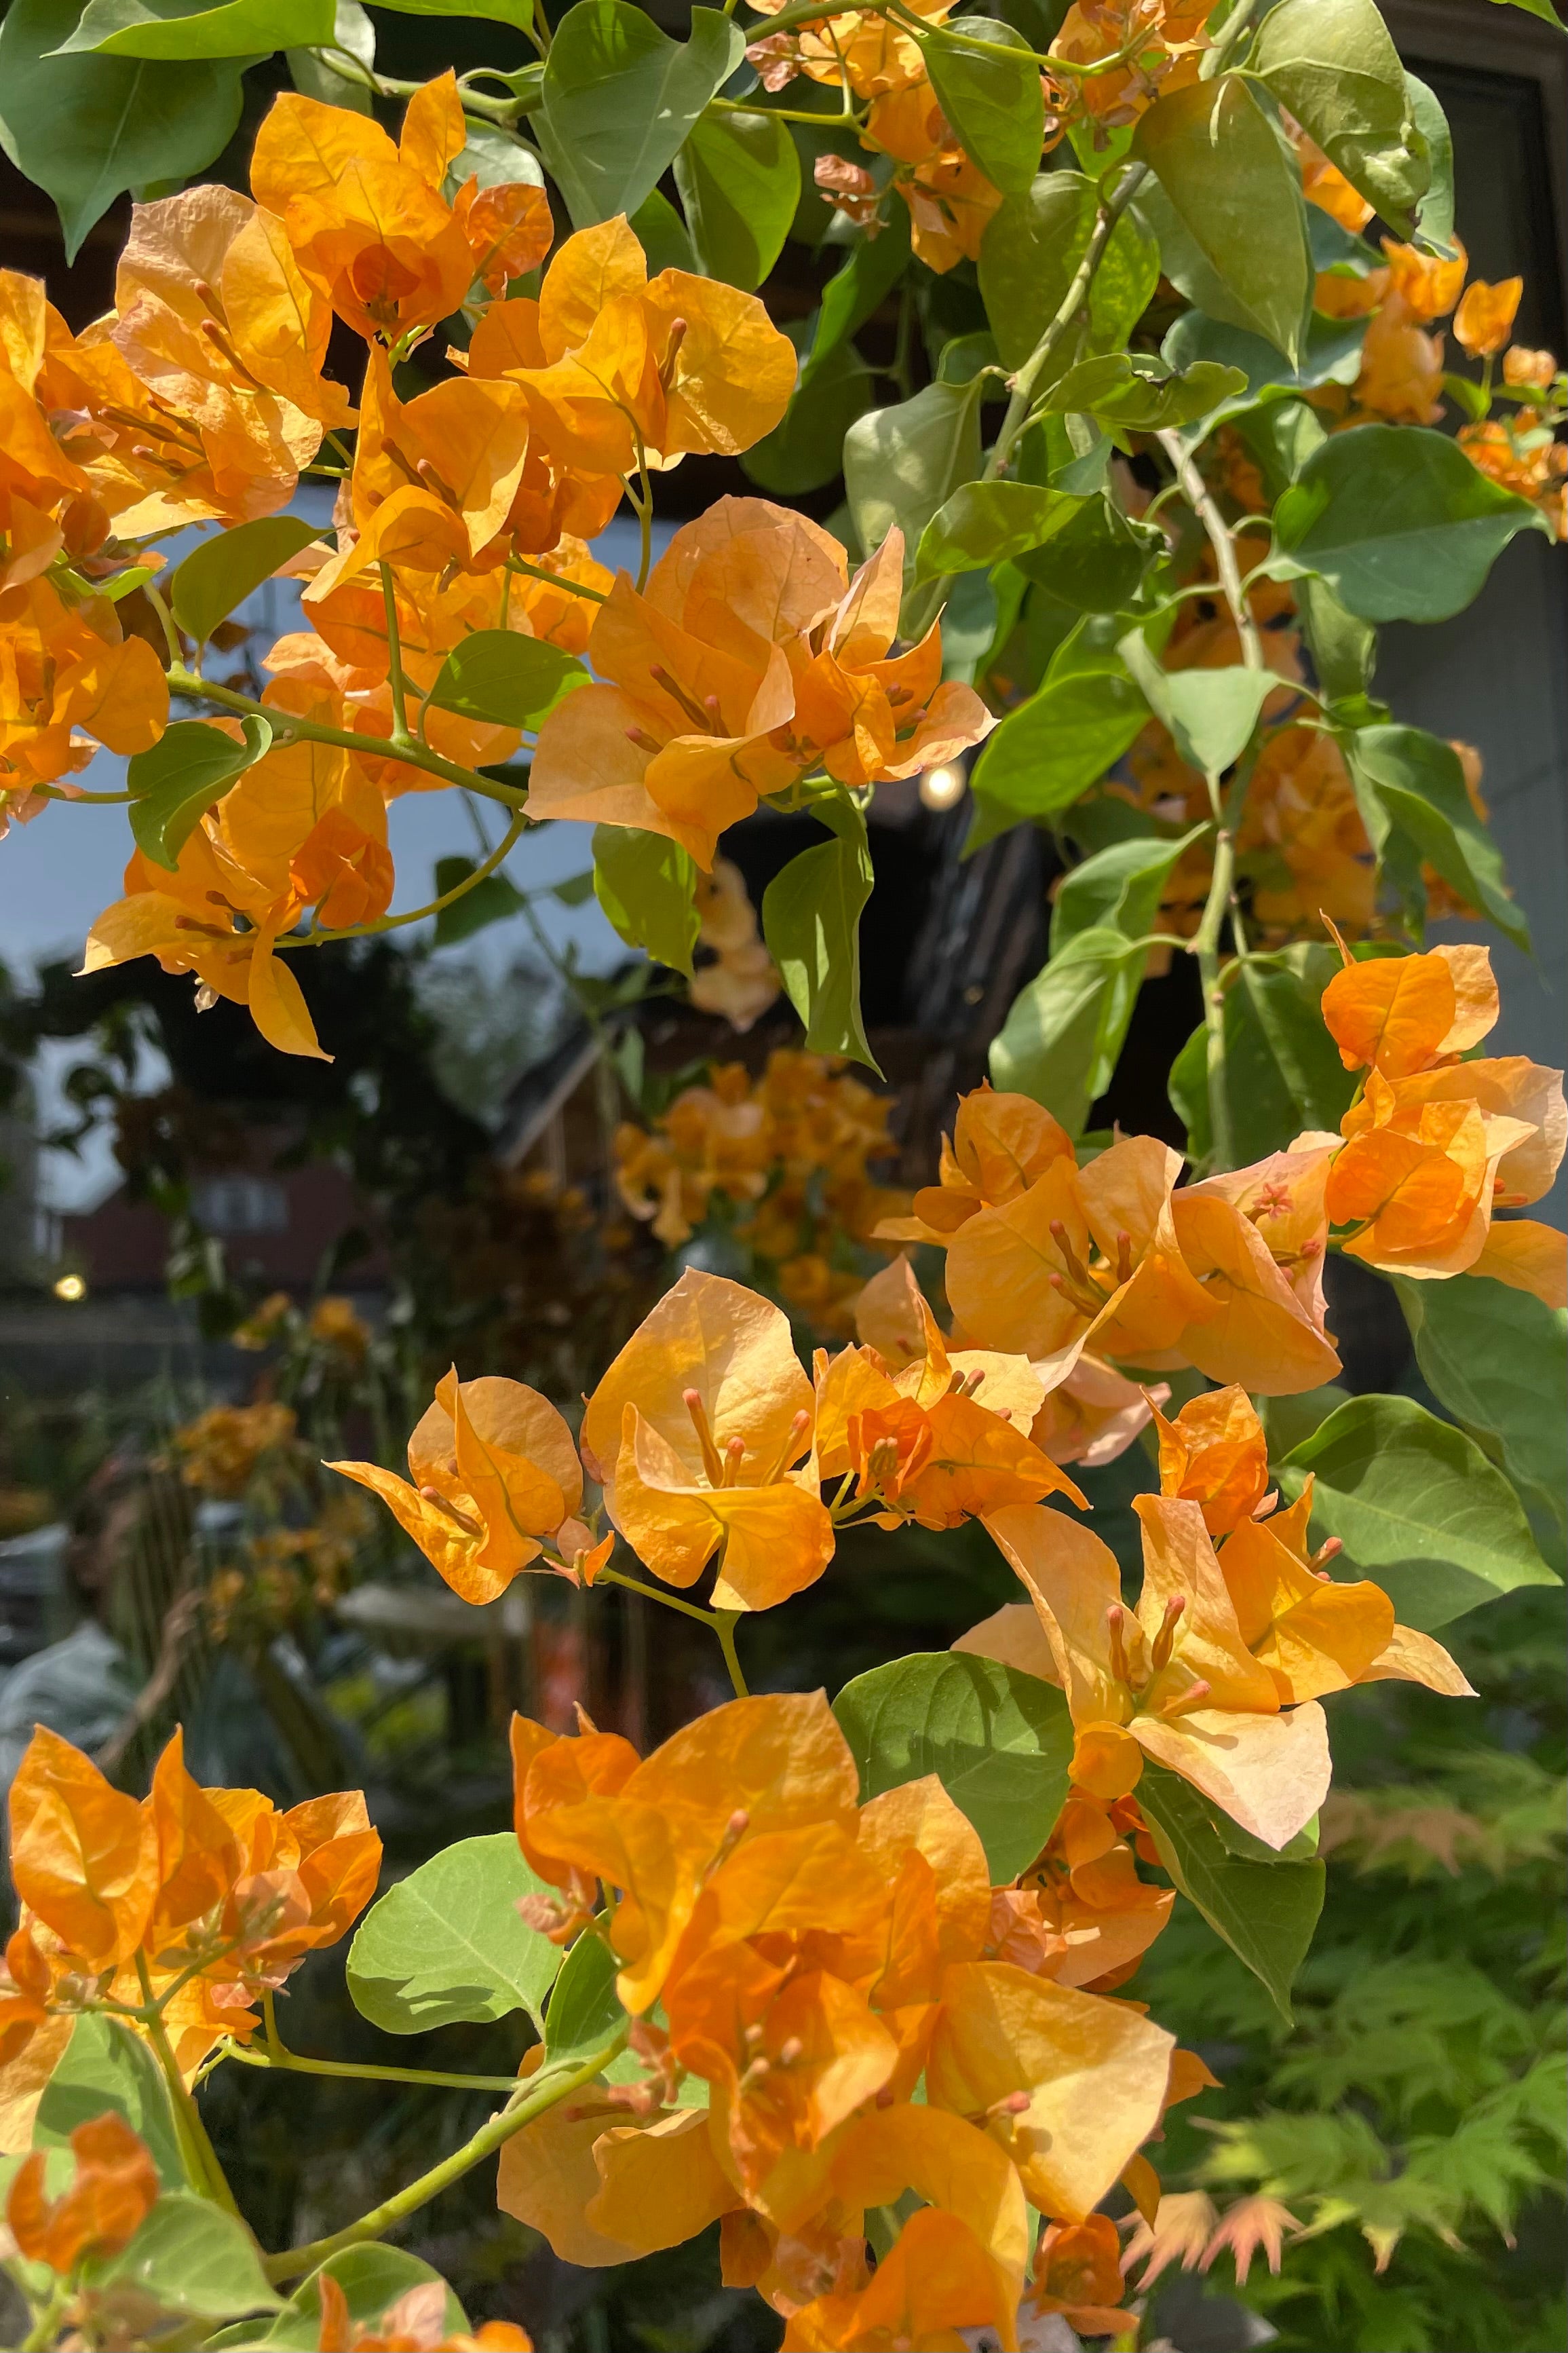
[1,0,1563,2343]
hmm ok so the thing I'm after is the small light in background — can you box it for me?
[919,761,966,812]
[52,1273,87,1303]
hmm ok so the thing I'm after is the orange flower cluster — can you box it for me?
[4,2111,158,2280]
[1314,238,1566,533]
[172,1399,297,1495]
[614,1047,904,1263]
[0,1726,379,2104]
[1320,941,1567,1307]
[1050,0,1211,131]
[500,1690,1190,2345]
[527,498,993,869]
[330,1367,610,1606]
[0,69,815,1053]
[963,1385,1470,1850]
[1094,569,1390,948]
[881,1086,1342,1396]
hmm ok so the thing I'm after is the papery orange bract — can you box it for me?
[928,1959,1175,2220]
[513,1692,860,2016]
[1321,943,1566,1304]
[6,2111,159,2276]
[1153,1385,1271,1537]
[994,1790,1174,1992]
[9,1726,157,1972]
[315,2272,535,2350]
[1454,276,1523,358]
[528,498,993,867]
[1024,2210,1136,2336]
[979,1501,1330,1850]
[249,85,475,346]
[0,576,168,804]
[470,217,796,483]
[1052,0,1210,127]
[581,1266,830,1611]
[330,1368,595,1602]
[780,2205,1018,2350]
[863,83,1004,275]
[1215,1489,1472,1706]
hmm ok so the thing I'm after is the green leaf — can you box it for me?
[1345,723,1529,950]
[1161,307,1369,423]
[1252,0,1427,237]
[802,207,911,379]
[1170,947,1356,1165]
[629,186,697,274]
[287,1,375,113]
[1484,0,1565,26]
[545,1926,628,2065]
[346,1833,564,2036]
[170,517,325,649]
[34,2016,188,2188]
[832,1651,1073,1883]
[366,0,540,26]
[980,171,1159,373]
[968,660,1147,830]
[916,481,1089,580]
[128,716,272,871]
[1297,575,1378,707]
[1118,641,1276,776]
[761,794,877,1071]
[432,855,524,947]
[592,823,700,975]
[923,18,1043,193]
[1278,1395,1559,1631]
[1133,77,1312,364]
[675,105,800,291]
[987,925,1144,1136]
[56,0,330,58]
[1136,1761,1325,2025]
[0,0,252,261]
[454,122,546,195]
[1271,423,1552,622]
[1404,71,1457,257]
[428,630,588,732]
[843,376,984,588]
[537,0,745,229]
[1014,495,1160,614]
[212,2246,465,2352]
[742,324,872,496]
[1051,825,1206,954]
[1394,1275,1567,1573]
[85,2191,280,2320]
[1041,352,1247,430]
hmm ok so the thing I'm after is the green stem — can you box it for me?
[130,1962,243,2219]
[274,812,527,954]
[597,1562,723,1632]
[714,1611,749,1700]
[261,2038,626,2284]
[142,577,184,671]
[20,2280,69,2353]
[507,554,607,605]
[164,669,527,810]
[223,2039,520,2095]
[1155,428,1265,1173]
[379,561,415,749]
[986,162,1149,487]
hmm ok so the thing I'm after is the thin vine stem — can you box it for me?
[261,2036,626,2284]
[164,669,528,809]
[1155,428,1267,1171]
[130,1959,243,2219]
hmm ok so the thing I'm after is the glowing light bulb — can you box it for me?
[53,1273,87,1303]
[918,762,965,811]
